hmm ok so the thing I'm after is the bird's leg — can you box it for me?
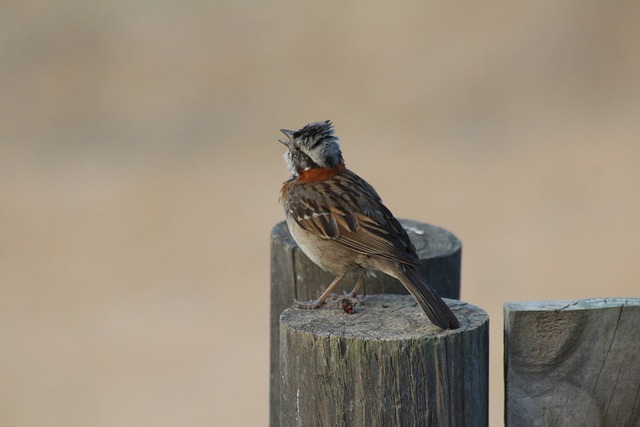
[296,273,347,309]
[344,272,365,299]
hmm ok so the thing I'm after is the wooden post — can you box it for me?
[504,298,640,426]
[279,294,488,426]
[270,220,462,426]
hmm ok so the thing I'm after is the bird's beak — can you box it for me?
[279,129,295,147]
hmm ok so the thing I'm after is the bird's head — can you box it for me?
[279,120,343,176]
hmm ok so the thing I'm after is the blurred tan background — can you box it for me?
[2,1,639,426]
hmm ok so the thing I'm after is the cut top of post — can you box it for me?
[505,297,638,312]
[281,294,487,339]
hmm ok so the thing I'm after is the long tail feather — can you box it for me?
[396,267,460,329]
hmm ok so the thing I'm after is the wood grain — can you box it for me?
[505,298,640,427]
[279,294,488,427]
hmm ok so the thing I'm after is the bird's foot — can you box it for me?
[294,299,323,309]
[294,294,361,314]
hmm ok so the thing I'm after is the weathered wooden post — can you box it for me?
[270,220,483,426]
[504,298,640,426]
[279,294,488,426]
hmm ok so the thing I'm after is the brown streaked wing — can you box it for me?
[338,212,420,266]
[288,171,420,266]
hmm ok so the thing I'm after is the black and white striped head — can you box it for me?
[279,120,344,176]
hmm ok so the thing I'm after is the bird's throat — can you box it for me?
[297,163,346,183]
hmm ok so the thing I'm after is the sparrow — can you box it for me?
[278,120,460,330]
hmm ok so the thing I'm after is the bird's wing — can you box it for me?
[284,170,420,266]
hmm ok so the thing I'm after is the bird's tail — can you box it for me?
[396,266,460,330]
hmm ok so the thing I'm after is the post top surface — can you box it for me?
[280,294,487,340]
[504,297,640,313]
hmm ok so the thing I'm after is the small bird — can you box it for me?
[278,121,459,330]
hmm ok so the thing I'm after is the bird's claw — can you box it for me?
[294,299,323,309]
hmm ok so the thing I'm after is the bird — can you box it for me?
[278,120,460,330]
